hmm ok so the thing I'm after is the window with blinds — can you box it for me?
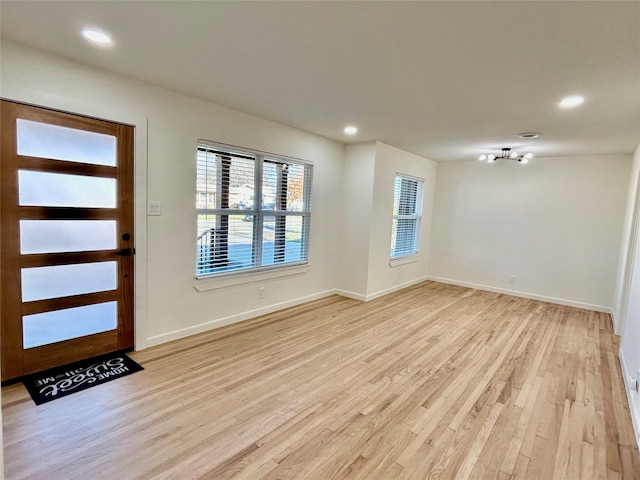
[390,174,423,258]
[196,141,312,278]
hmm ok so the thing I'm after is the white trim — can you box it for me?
[389,254,419,267]
[134,118,149,350]
[195,141,312,285]
[619,351,640,452]
[391,174,424,259]
[395,172,425,183]
[334,289,368,302]
[616,169,640,335]
[335,275,431,303]
[364,276,432,302]
[611,310,620,333]
[194,264,310,291]
[197,138,314,166]
[425,275,612,313]
[145,289,336,347]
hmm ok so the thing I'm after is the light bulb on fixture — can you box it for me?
[477,148,532,164]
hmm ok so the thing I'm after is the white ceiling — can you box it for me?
[1,1,639,162]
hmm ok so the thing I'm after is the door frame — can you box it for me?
[618,169,640,338]
[0,98,149,372]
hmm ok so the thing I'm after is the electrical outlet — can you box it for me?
[147,201,162,216]
[509,275,516,284]
[258,287,265,299]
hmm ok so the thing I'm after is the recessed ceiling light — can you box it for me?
[559,95,584,108]
[344,126,358,135]
[518,132,541,139]
[82,29,113,45]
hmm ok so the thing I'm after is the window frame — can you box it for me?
[390,173,424,260]
[195,140,313,280]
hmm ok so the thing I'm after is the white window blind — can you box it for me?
[196,142,312,278]
[390,174,423,258]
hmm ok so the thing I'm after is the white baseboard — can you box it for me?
[619,351,640,452]
[425,275,612,314]
[363,275,432,302]
[144,275,613,350]
[334,289,367,302]
[610,308,625,336]
[141,276,636,456]
[146,277,432,349]
[335,275,432,303]
[144,289,337,348]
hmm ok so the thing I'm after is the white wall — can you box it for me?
[337,141,438,300]
[618,144,640,448]
[2,39,637,462]
[613,145,640,334]
[1,41,343,348]
[338,142,377,297]
[429,154,632,311]
[366,142,437,298]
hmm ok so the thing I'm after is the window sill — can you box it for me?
[193,263,310,292]
[389,255,420,268]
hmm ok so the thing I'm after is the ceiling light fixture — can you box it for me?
[478,148,532,164]
[344,126,358,135]
[559,95,584,108]
[518,132,541,139]
[82,29,113,45]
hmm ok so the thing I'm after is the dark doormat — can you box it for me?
[23,352,143,405]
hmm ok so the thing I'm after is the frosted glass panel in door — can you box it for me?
[18,170,116,208]
[23,301,118,349]
[21,262,118,302]
[16,119,116,166]
[20,220,117,254]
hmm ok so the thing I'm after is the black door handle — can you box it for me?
[115,248,133,256]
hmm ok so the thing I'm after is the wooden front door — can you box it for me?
[1,100,135,382]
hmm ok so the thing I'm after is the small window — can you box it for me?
[196,141,312,278]
[390,174,423,258]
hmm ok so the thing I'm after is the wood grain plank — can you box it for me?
[2,282,639,479]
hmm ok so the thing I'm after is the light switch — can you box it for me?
[147,201,162,216]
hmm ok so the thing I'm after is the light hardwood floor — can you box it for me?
[3,281,639,479]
